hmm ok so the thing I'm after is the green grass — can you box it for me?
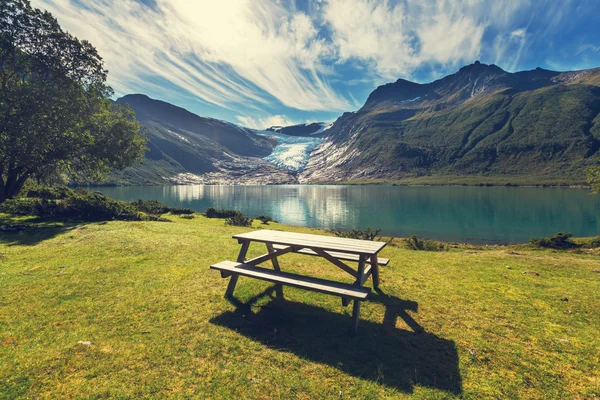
[1,215,599,398]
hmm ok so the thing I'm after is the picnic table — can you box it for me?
[210,229,388,332]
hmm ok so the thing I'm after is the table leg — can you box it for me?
[350,255,366,332]
[225,240,249,298]
[370,254,380,290]
[266,243,284,299]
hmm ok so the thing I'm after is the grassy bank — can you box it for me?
[331,175,590,187]
[1,215,599,398]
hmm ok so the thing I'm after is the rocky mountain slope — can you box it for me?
[300,62,600,183]
[110,95,296,185]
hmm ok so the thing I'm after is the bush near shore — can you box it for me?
[0,185,194,222]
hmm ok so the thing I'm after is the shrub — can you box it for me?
[168,207,195,215]
[129,200,194,215]
[256,215,273,225]
[0,186,182,222]
[405,235,446,251]
[25,185,74,200]
[591,237,600,248]
[0,197,63,217]
[529,232,580,250]
[332,227,381,241]
[225,214,253,227]
[205,207,242,219]
[130,200,170,215]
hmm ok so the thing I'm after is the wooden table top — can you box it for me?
[233,230,386,256]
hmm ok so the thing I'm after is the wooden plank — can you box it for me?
[312,248,358,278]
[272,244,389,266]
[211,261,370,300]
[233,230,386,255]
[244,245,296,266]
[225,241,249,298]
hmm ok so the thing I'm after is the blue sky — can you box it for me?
[32,0,600,129]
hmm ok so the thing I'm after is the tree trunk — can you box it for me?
[2,170,29,200]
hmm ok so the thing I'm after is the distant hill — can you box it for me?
[300,62,600,184]
[108,94,296,185]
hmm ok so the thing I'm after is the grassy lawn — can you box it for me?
[1,214,599,399]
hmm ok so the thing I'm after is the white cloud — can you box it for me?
[31,0,351,112]
[322,0,535,79]
[576,44,600,55]
[30,0,580,117]
[323,0,491,79]
[492,27,528,72]
[236,114,301,130]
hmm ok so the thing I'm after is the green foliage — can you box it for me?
[405,235,447,251]
[332,227,381,241]
[0,0,146,201]
[529,232,580,250]
[0,185,184,222]
[205,208,242,219]
[591,237,600,248]
[130,200,194,215]
[25,186,75,200]
[588,161,600,194]
[256,215,273,224]
[225,214,253,227]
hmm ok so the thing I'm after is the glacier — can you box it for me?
[254,129,324,171]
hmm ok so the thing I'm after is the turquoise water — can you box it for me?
[89,185,600,244]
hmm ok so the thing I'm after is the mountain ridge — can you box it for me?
[299,62,600,183]
[105,62,600,186]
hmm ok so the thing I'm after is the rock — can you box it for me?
[522,271,540,276]
[560,297,569,302]
[506,266,512,269]
[592,270,600,273]
[468,348,477,359]
[77,341,92,346]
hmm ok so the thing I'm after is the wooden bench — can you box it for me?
[211,261,370,300]
[271,244,390,266]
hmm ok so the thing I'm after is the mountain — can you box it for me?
[110,95,296,185]
[267,122,333,137]
[300,62,600,183]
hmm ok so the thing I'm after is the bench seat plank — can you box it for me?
[211,261,370,300]
[272,244,389,266]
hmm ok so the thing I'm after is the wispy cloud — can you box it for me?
[33,0,351,112]
[31,0,600,124]
[236,114,301,130]
[576,44,600,55]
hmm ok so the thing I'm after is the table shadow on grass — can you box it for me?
[210,287,462,395]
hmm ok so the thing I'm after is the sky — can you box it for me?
[32,0,600,129]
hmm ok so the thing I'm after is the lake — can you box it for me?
[89,185,600,244]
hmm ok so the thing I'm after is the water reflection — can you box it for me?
[91,185,600,244]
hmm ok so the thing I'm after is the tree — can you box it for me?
[0,0,146,202]
[588,161,600,194]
